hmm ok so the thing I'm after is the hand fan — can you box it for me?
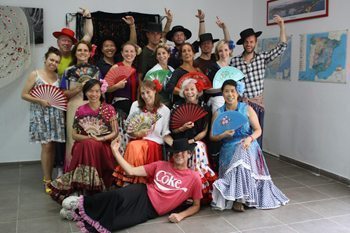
[176,72,212,90]
[67,63,100,82]
[212,111,248,136]
[144,70,172,86]
[126,112,162,134]
[213,67,245,89]
[104,66,136,86]
[170,103,208,130]
[30,84,68,111]
[78,116,110,136]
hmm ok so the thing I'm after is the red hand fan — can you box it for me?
[176,72,212,90]
[104,66,136,86]
[30,84,68,111]
[170,103,208,130]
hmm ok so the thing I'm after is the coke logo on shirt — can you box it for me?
[154,170,188,192]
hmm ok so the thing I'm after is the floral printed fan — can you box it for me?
[66,63,100,83]
[170,103,208,130]
[104,66,136,86]
[78,116,110,136]
[125,112,162,134]
[30,84,68,111]
[176,72,212,89]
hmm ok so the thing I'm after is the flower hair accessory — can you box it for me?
[100,79,108,94]
[90,44,97,58]
[228,40,235,50]
[195,80,205,92]
[153,79,163,92]
[236,81,245,96]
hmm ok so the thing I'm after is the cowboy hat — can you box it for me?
[53,28,77,44]
[166,25,192,41]
[236,28,262,45]
[143,22,163,33]
[192,33,219,52]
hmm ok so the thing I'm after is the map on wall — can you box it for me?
[257,36,292,80]
[299,30,347,83]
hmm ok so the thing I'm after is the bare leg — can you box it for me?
[41,142,55,181]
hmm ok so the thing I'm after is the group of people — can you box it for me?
[21,7,289,233]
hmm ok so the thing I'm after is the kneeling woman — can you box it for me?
[49,79,118,202]
[210,80,288,211]
[60,138,202,233]
[113,80,172,186]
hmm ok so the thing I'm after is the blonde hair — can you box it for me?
[155,43,171,54]
[215,40,233,60]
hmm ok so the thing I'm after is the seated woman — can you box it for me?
[59,138,202,233]
[145,43,174,107]
[113,80,172,186]
[210,80,288,211]
[49,79,118,203]
[171,78,216,204]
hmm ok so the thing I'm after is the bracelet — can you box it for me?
[200,20,205,23]
[249,135,254,141]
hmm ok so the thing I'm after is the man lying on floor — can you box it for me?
[60,138,202,233]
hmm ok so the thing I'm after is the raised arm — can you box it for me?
[122,16,137,44]
[274,15,286,43]
[195,9,206,36]
[80,8,93,43]
[162,8,173,41]
[111,138,147,176]
[216,16,231,41]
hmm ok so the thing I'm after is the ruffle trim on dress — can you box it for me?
[76,196,111,233]
[225,159,271,180]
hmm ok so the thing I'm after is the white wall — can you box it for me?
[0,0,253,162]
[253,0,350,179]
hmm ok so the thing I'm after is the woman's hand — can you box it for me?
[182,121,194,130]
[122,16,135,26]
[114,79,127,89]
[168,213,184,223]
[242,137,253,150]
[216,16,226,29]
[39,99,51,107]
[90,134,105,142]
[223,129,235,138]
[111,137,120,153]
[133,129,149,138]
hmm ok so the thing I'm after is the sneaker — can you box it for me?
[62,196,79,210]
[60,208,74,221]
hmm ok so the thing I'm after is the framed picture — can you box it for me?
[266,0,329,25]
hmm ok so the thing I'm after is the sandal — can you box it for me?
[232,202,245,212]
[43,178,52,195]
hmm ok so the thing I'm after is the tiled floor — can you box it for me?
[1,155,350,233]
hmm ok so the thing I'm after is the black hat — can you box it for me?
[236,28,262,45]
[167,138,197,153]
[166,25,192,41]
[144,22,163,33]
[192,33,219,52]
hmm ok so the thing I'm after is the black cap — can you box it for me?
[167,138,196,153]
[236,28,262,45]
[144,22,163,33]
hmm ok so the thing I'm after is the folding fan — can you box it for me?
[176,72,212,90]
[67,63,100,82]
[30,84,68,111]
[126,112,162,134]
[78,116,110,136]
[213,67,245,89]
[144,70,172,86]
[104,66,135,86]
[170,103,208,130]
[212,111,248,136]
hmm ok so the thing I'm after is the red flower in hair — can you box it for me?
[90,44,97,58]
[153,79,163,92]
[195,80,205,92]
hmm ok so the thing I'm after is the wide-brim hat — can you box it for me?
[143,22,163,33]
[236,28,262,45]
[167,138,197,153]
[192,33,219,52]
[53,28,77,44]
[166,25,192,41]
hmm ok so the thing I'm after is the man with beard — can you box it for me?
[230,15,287,148]
[138,8,173,79]
[53,8,94,77]
[193,9,232,78]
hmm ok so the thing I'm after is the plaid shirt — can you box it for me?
[230,42,287,98]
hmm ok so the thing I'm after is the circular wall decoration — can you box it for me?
[0,6,32,88]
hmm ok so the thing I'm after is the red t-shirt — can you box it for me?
[144,161,203,215]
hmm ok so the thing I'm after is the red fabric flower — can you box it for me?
[153,79,163,92]
[195,80,205,92]
[90,44,97,58]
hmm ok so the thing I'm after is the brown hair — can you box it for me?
[71,40,92,65]
[137,80,162,110]
[45,46,61,59]
[178,42,195,60]
[155,43,171,54]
